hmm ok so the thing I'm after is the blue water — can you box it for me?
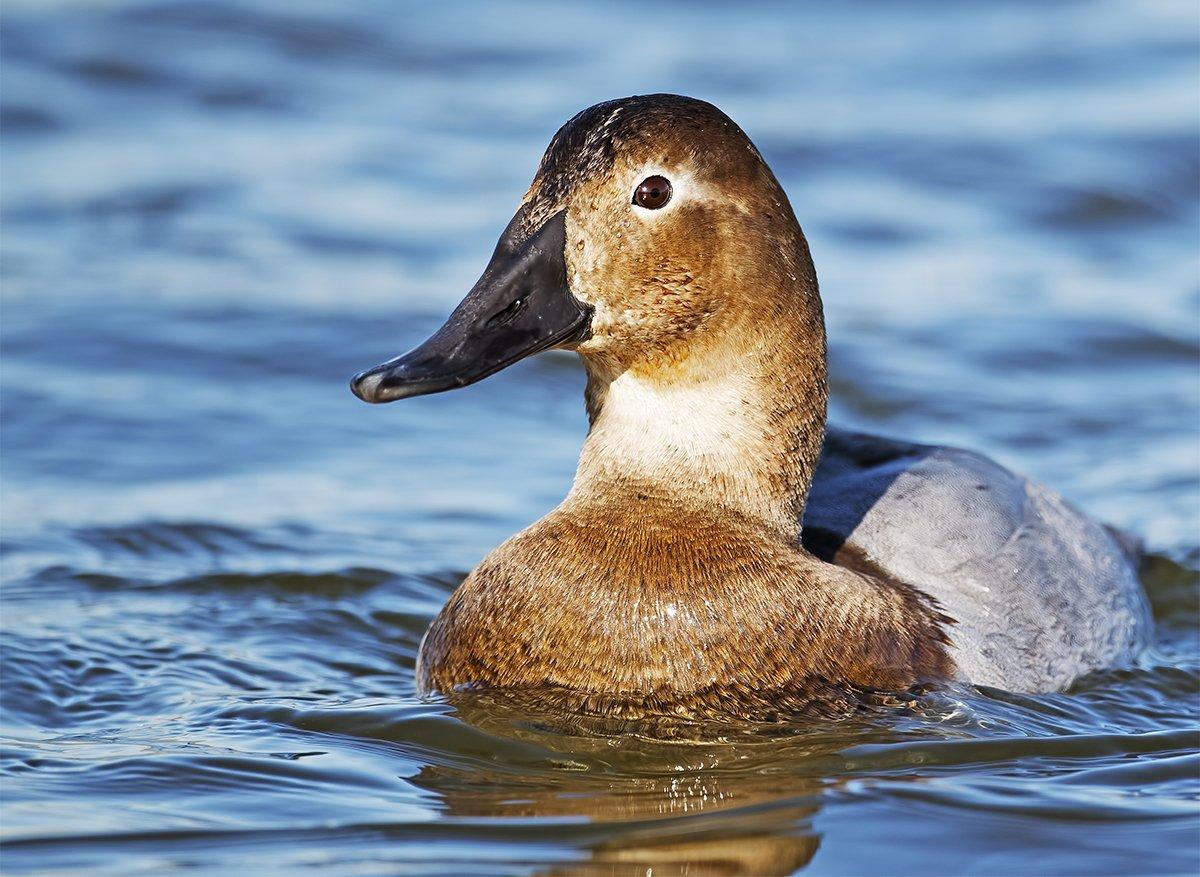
[2,1,1198,874]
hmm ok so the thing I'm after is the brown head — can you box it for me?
[352,94,827,534]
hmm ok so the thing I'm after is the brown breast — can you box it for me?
[417,498,956,719]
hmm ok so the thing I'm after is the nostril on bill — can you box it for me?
[484,297,525,330]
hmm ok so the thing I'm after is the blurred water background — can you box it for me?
[2,0,1198,874]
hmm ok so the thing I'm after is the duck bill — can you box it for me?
[350,209,590,403]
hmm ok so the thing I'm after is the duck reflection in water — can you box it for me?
[409,693,832,876]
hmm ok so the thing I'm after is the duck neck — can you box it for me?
[568,320,827,540]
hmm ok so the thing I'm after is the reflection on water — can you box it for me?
[2,0,1198,874]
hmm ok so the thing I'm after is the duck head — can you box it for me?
[352,94,826,532]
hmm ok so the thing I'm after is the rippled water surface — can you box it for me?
[3,1,1199,873]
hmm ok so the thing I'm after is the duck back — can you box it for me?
[804,427,1153,691]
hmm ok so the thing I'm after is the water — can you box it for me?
[2,0,1198,873]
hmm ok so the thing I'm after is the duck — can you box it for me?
[351,94,1151,717]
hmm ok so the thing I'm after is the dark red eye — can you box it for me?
[633,175,672,210]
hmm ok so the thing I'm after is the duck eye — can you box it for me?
[633,175,672,210]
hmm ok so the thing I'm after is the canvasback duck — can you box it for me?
[351,94,1151,716]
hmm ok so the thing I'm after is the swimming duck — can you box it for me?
[351,94,1151,716]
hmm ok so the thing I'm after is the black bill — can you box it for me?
[350,209,591,403]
